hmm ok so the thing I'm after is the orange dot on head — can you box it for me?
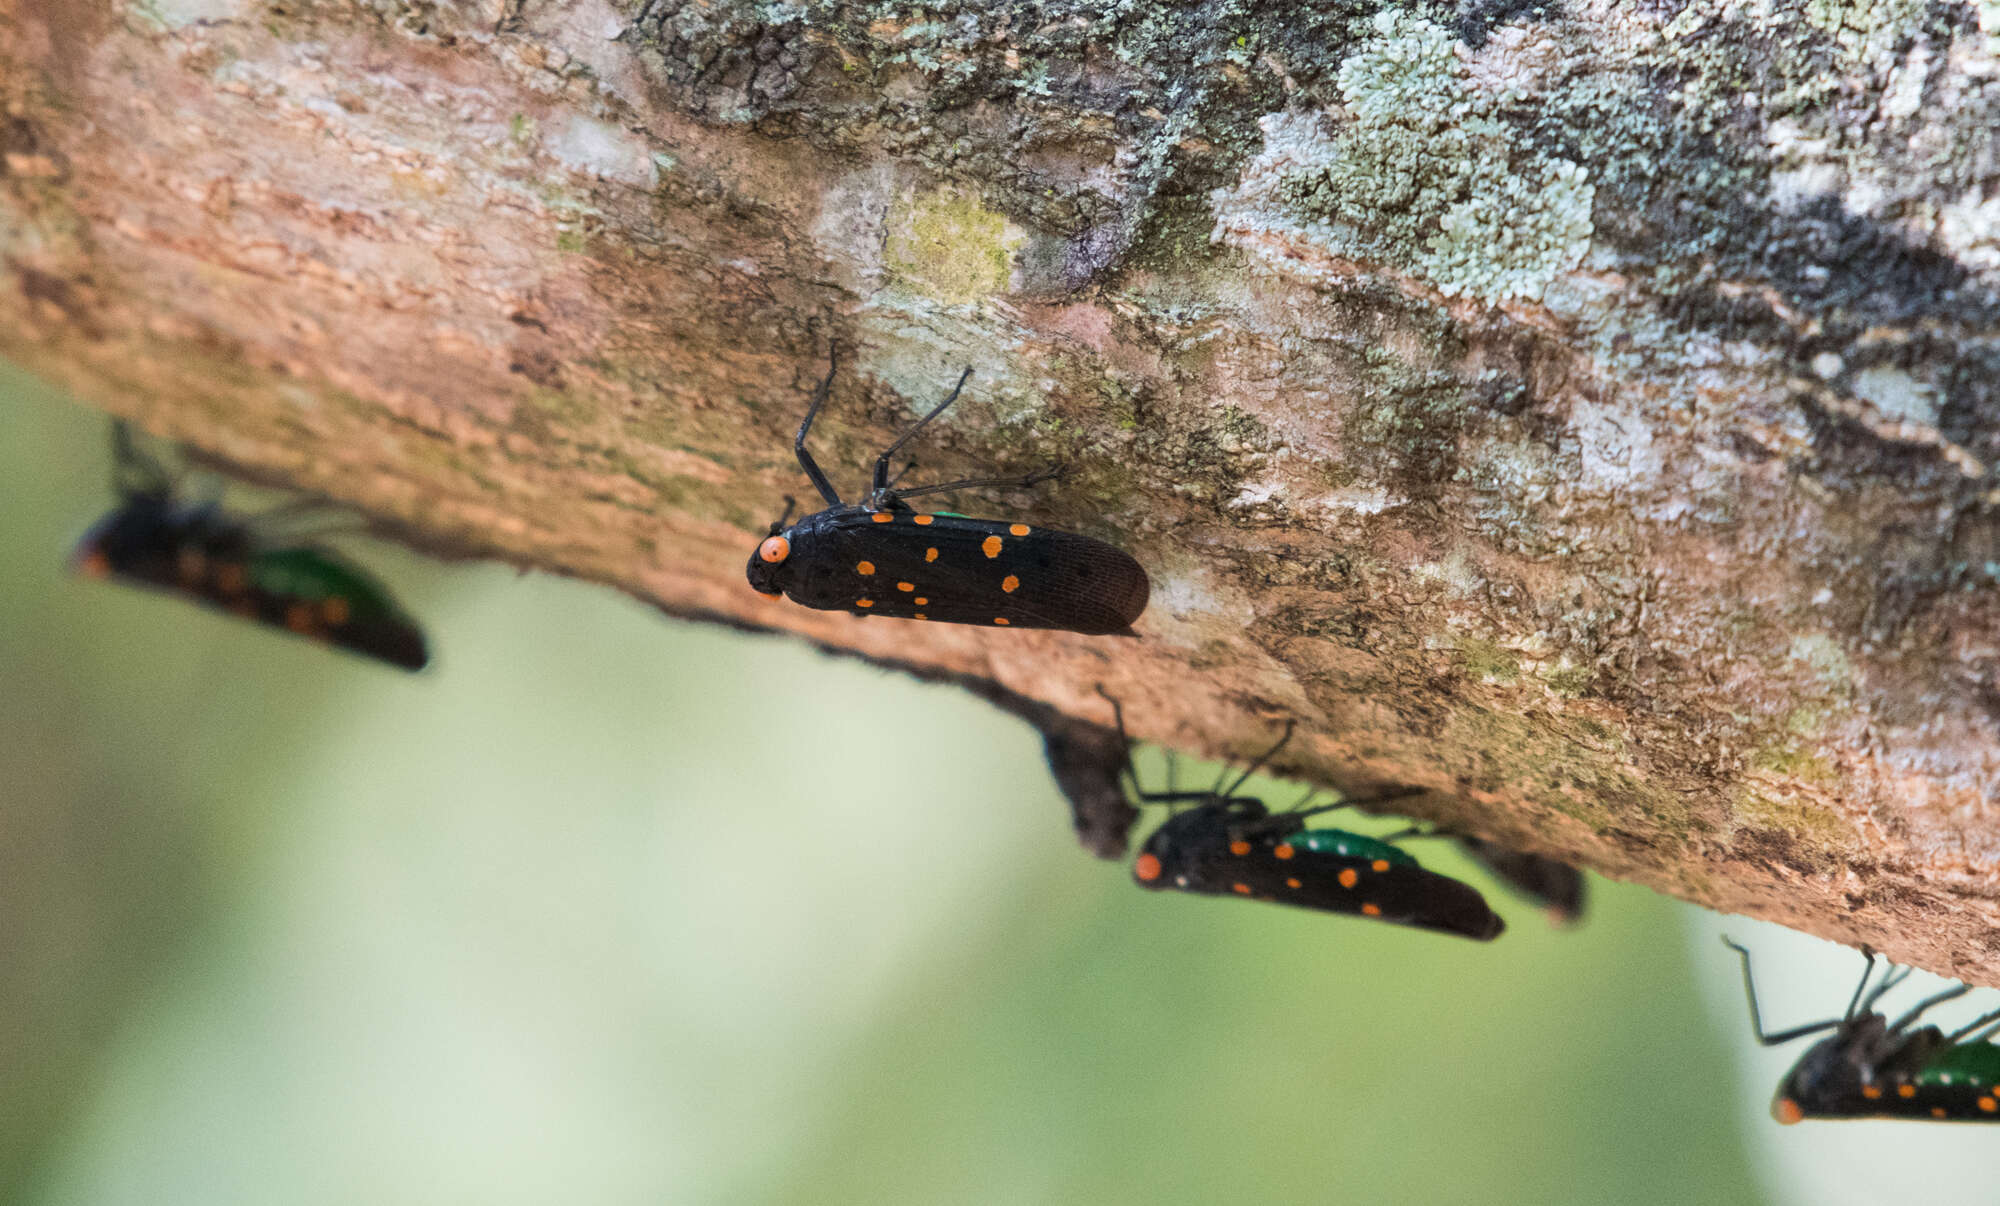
[925,547,939,562]
[993,617,1010,625]
[855,560,875,575]
[913,514,934,526]
[323,596,351,625]
[1009,523,1029,536]
[1361,903,1382,916]
[1861,1085,1882,1100]
[1135,853,1162,882]
[1001,574,1019,593]
[1273,844,1295,859]
[78,550,111,579]
[1286,878,1301,889]
[759,535,790,564]
[1228,840,1251,856]
[1980,1097,1996,1113]
[982,535,1002,558]
[914,597,928,606]
[871,512,893,523]
[1338,868,1359,888]
[1232,883,1252,895]
[856,599,874,608]
[897,582,914,592]
[1372,859,1391,872]
[756,590,783,600]
[1897,1084,1917,1099]
[1773,1098,1805,1126]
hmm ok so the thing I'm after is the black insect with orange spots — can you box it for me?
[73,421,430,670]
[746,349,1149,636]
[1723,937,2000,1124]
[1095,691,1503,941]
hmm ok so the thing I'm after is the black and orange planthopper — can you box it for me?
[746,349,1149,635]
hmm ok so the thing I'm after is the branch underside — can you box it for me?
[6,0,2000,978]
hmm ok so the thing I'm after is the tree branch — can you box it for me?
[7,0,2000,977]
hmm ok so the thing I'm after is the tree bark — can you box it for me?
[7,0,2000,977]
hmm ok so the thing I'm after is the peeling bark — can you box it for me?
[7,0,2000,978]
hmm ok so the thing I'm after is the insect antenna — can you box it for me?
[765,495,797,536]
[1219,720,1295,799]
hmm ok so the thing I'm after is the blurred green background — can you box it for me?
[4,365,1997,1205]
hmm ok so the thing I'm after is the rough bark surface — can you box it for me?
[7,0,2000,977]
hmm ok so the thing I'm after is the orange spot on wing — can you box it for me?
[1372,859,1391,872]
[925,547,939,562]
[284,603,316,634]
[1135,853,1162,882]
[1009,524,1029,536]
[913,514,935,526]
[323,596,351,625]
[992,616,1010,625]
[1861,1085,1882,1100]
[1897,1084,1917,1099]
[897,582,915,592]
[1337,868,1359,888]
[914,597,928,606]
[1001,574,1019,593]
[1285,878,1301,889]
[176,548,206,585]
[856,560,875,575]
[1273,844,1295,859]
[1980,1097,1996,1112]
[1231,883,1251,895]
[217,563,248,594]
[1933,1107,1949,1118]
[856,599,874,608]
[1228,840,1251,856]
[913,613,926,620]
[982,535,1002,558]
[871,512,893,523]
[1360,903,1382,916]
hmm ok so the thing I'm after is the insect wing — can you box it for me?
[808,511,1147,633]
[1262,842,1504,940]
[248,547,430,670]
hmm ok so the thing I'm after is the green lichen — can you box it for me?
[881,188,1015,304]
[1458,638,1520,684]
[1229,7,1595,302]
[1735,790,1858,850]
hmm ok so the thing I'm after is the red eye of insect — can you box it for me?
[759,535,790,564]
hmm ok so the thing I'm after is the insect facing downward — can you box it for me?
[1095,691,1504,941]
[73,421,430,671]
[746,350,1149,635]
[1724,937,2000,1123]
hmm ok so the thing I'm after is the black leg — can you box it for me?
[1220,720,1295,800]
[793,349,845,508]
[872,367,972,494]
[1723,937,1844,1046]
[882,464,1066,504]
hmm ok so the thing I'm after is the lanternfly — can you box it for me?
[72,420,430,671]
[1096,690,1504,941]
[746,349,1149,635]
[1724,937,2000,1123]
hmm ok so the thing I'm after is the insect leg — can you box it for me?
[1722,937,1845,1046]
[793,348,845,508]
[871,367,972,494]
[1886,984,1973,1033]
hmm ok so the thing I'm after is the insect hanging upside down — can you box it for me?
[746,349,1150,636]
[73,420,430,671]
